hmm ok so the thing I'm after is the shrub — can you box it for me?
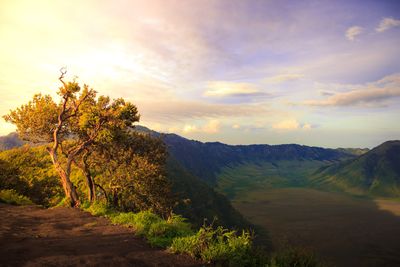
[0,189,33,205]
[110,211,194,248]
[111,210,161,234]
[84,201,115,217]
[147,214,194,247]
[170,224,255,266]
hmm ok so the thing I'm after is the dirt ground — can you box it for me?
[0,204,203,267]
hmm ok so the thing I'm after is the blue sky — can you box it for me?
[0,0,399,148]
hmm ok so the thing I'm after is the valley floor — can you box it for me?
[0,204,201,267]
[233,188,400,267]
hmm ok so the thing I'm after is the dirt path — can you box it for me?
[0,204,203,267]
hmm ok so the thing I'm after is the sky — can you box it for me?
[0,0,399,148]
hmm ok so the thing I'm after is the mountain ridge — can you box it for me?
[311,140,400,197]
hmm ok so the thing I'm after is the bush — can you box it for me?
[0,189,33,205]
[170,224,255,266]
[111,210,161,234]
[147,214,193,247]
[84,201,115,217]
[111,211,193,247]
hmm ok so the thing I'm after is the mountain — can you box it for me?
[0,132,24,151]
[311,140,400,197]
[166,157,250,229]
[159,130,354,185]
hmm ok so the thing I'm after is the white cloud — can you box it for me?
[264,74,304,83]
[183,124,198,134]
[204,81,261,97]
[345,26,363,41]
[272,119,313,131]
[301,73,400,107]
[376,17,400,32]
[182,120,221,134]
[138,99,270,122]
[272,119,300,130]
[203,119,221,134]
[232,124,241,129]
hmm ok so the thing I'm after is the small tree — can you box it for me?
[87,131,174,216]
[4,70,139,206]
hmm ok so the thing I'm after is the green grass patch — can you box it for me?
[83,201,116,217]
[0,189,33,205]
[170,224,259,266]
[111,211,193,247]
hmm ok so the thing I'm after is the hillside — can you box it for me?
[163,134,354,185]
[167,157,250,229]
[0,132,24,151]
[311,140,400,197]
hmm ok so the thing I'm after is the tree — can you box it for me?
[86,131,174,216]
[3,70,139,207]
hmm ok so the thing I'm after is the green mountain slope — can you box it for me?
[167,157,250,229]
[311,140,400,197]
[160,130,354,185]
[216,160,332,199]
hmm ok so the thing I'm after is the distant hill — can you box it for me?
[157,130,355,185]
[0,132,24,151]
[311,140,400,197]
[132,126,361,198]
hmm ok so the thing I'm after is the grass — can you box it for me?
[170,224,255,266]
[0,189,33,205]
[82,201,324,266]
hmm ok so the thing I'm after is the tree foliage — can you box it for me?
[3,70,172,213]
[85,131,173,216]
[0,145,63,206]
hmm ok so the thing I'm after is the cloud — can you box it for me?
[263,74,304,84]
[301,74,400,107]
[302,123,312,130]
[232,124,241,129]
[203,119,221,133]
[182,119,221,134]
[376,17,400,32]
[345,26,363,41]
[272,119,313,130]
[272,119,300,130]
[204,81,262,97]
[183,124,198,134]
[137,99,271,122]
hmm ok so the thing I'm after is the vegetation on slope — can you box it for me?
[161,131,354,185]
[311,140,400,197]
[0,189,33,205]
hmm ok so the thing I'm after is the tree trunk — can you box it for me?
[82,163,96,203]
[81,151,96,203]
[48,150,80,207]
